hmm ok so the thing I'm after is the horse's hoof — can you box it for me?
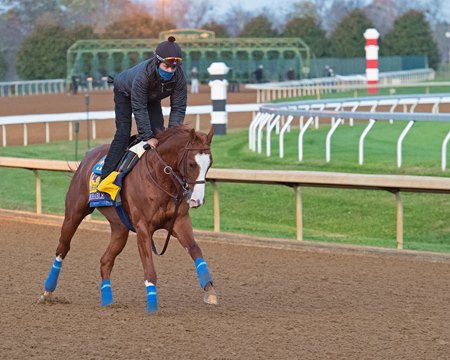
[38,291,52,304]
[204,289,218,305]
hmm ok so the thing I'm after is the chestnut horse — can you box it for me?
[40,125,217,313]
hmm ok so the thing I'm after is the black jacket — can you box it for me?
[113,56,187,141]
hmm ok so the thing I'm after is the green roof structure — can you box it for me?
[66,29,311,84]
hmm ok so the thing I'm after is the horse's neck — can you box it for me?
[156,145,180,169]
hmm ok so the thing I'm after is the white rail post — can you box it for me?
[279,115,294,159]
[1,125,6,147]
[442,131,450,171]
[298,116,314,162]
[249,112,264,151]
[266,115,280,157]
[358,119,376,165]
[257,114,274,154]
[326,118,342,163]
[23,124,28,146]
[69,121,73,141]
[196,114,200,131]
[397,120,414,168]
[45,122,50,143]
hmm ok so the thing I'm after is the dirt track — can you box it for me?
[1,213,450,360]
[2,85,450,359]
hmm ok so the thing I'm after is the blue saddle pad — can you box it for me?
[93,155,106,175]
[89,156,114,207]
[88,154,136,232]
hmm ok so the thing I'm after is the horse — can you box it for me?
[39,125,217,313]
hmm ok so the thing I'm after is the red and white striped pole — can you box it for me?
[364,28,380,94]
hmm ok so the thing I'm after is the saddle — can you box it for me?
[89,139,148,208]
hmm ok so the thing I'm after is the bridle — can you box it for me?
[143,140,211,255]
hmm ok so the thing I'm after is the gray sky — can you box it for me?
[138,0,450,22]
[222,0,449,17]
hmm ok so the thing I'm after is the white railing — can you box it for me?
[0,79,67,96]
[246,69,437,103]
[0,103,260,147]
[249,93,450,171]
[0,79,113,96]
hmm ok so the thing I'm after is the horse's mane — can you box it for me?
[154,124,191,144]
[155,125,209,149]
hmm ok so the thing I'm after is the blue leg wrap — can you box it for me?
[145,282,158,313]
[195,258,213,289]
[100,279,113,307]
[44,257,63,292]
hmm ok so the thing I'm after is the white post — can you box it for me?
[364,28,380,94]
[442,131,450,171]
[208,62,229,135]
[325,118,342,163]
[397,120,415,168]
[23,124,28,146]
[2,125,6,147]
[359,119,376,165]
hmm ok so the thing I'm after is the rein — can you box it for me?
[143,140,210,256]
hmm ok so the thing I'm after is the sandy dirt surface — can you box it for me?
[0,85,256,145]
[1,213,450,360]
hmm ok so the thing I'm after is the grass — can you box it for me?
[1,120,449,253]
[278,83,450,102]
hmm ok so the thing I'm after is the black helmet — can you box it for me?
[155,36,182,66]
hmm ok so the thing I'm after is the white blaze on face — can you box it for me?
[189,153,211,208]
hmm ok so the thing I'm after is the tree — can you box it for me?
[329,9,374,58]
[16,24,95,79]
[166,0,215,28]
[0,51,7,80]
[362,0,400,35]
[202,21,229,38]
[103,13,174,39]
[381,10,440,69]
[2,0,61,35]
[283,16,330,58]
[288,0,316,19]
[319,0,366,33]
[238,15,278,37]
[222,6,252,37]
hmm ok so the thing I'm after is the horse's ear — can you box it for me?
[206,126,214,145]
[189,128,196,141]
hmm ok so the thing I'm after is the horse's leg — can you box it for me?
[135,223,158,313]
[98,207,129,307]
[173,215,218,305]
[40,183,94,303]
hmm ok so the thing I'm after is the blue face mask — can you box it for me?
[158,67,175,81]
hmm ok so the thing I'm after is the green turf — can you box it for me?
[1,121,449,252]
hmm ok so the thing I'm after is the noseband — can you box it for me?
[143,140,211,255]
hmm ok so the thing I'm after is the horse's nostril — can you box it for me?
[189,199,201,208]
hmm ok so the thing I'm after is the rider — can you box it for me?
[98,36,187,193]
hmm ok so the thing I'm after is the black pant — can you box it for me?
[101,89,164,179]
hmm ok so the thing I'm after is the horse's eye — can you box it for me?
[188,161,196,169]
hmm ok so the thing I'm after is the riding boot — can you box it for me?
[97,148,141,199]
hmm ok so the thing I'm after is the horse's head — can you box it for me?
[155,125,214,208]
[180,126,214,208]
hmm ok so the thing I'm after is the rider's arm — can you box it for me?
[131,71,153,141]
[168,69,187,128]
